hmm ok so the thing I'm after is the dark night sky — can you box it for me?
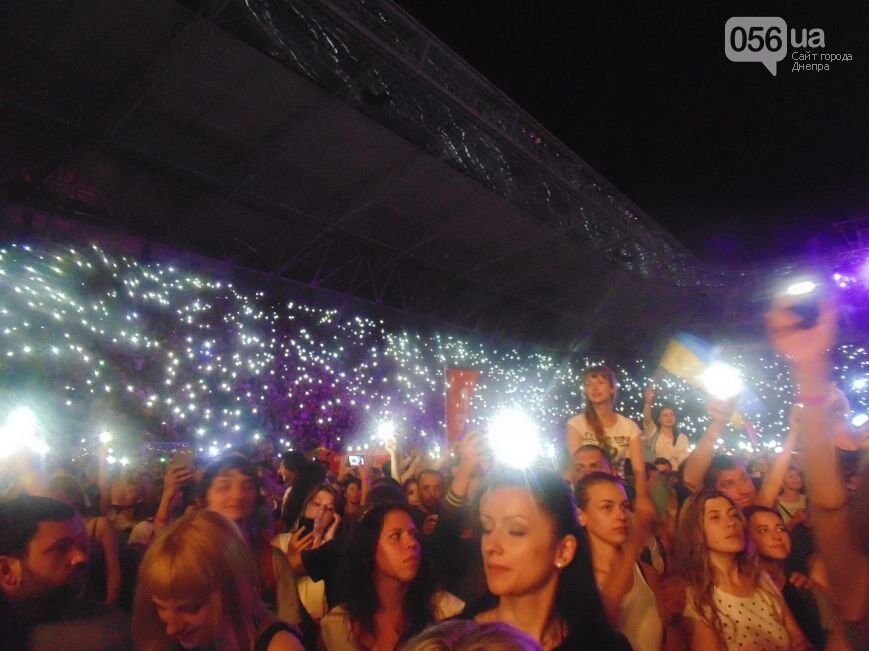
[395,1,869,263]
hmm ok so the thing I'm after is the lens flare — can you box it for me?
[700,362,744,401]
[487,407,541,469]
[785,280,816,296]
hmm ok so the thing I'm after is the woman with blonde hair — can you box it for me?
[675,489,809,650]
[403,620,541,651]
[132,510,303,651]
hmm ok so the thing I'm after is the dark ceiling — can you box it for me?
[0,0,799,352]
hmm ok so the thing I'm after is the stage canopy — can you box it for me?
[0,0,864,352]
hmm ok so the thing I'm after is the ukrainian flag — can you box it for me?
[658,332,713,384]
[658,332,766,428]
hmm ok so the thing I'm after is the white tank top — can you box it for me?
[619,563,663,651]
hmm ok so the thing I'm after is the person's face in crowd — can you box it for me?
[480,487,575,598]
[783,468,803,492]
[702,497,745,554]
[714,465,756,509]
[584,374,615,406]
[578,482,631,546]
[2,516,89,599]
[572,448,611,480]
[277,461,295,485]
[374,509,421,584]
[418,473,444,513]
[405,480,420,507]
[152,595,216,649]
[205,469,257,523]
[748,511,791,561]
[304,490,336,534]
[658,408,677,428]
[750,459,769,478]
[654,461,673,476]
[345,482,361,506]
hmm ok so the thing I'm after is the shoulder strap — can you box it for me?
[253,620,301,651]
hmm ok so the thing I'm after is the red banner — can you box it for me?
[445,367,480,445]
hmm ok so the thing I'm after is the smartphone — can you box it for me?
[297,517,315,537]
[169,448,194,473]
[349,455,365,467]
[781,279,821,329]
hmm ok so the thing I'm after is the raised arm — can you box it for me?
[766,297,867,621]
[756,419,798,508]
[682,401,733,492]
[643,385,656,432]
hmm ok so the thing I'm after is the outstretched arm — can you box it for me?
[682,401,733,492]
[767,297,866,621]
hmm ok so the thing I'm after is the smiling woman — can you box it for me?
[132,510,303,650]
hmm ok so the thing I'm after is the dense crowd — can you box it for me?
[1,295,867,650]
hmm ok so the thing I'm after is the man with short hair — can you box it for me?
[0,495,129,649]
[570,444,613,483]
[415,469,444,535]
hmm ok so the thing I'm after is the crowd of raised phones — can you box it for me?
[1,300,866,650]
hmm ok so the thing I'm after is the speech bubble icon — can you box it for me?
[725,17,788,76]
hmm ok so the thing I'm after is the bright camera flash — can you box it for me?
[785,280,816,296]
[487,407,541,469]
[700,362,744,401]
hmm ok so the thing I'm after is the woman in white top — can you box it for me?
[320,503,463,650]
[576,472,662,651]
[642,385,689,469]
[676,490,809,651]
[566,366,643,471]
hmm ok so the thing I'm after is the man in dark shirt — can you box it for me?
[0,495,130,650]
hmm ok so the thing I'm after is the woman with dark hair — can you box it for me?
[463,467,628,650]
[566,366,643,477]
[675,489,809,650]
[198,454,301,626]
[642,385,689,468]
[281,461,327,532]
[274,483,344,626]
[320,503,463,650]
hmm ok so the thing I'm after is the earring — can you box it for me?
[555,561,564,569]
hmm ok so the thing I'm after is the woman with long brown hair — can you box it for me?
[567,365,644,477]
[675,489,809,650]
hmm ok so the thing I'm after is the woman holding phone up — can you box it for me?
[274,483,344,626]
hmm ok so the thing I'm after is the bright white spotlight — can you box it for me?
[6,407,37,440]
[785,280,817,296]
[99,431,113,444]
[852,413,869,428]
[208,445,220,458]
[487,407,541,469]
[375,421,396,446]
[852,378,867,391]
[700,362,744,401]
